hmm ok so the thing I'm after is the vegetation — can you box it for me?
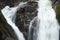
[56,4,60,24]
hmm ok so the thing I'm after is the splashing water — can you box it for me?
[37,0,59,40]
[1,2,27,40]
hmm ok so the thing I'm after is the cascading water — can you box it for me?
[37,0,59,40]
[1,0,60,40]
[28,16,37,40]
[1,2,27,40]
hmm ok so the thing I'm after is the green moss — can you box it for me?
[56,4,60,24]
[56,4,60,14]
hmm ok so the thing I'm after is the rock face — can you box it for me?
[16,2,38,40]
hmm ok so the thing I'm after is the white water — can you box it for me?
[1,2,27,40]
[28,16,37,40]
[37,0,59,40]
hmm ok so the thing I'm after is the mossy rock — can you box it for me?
[56,4,60,14]
[56,4,60,24]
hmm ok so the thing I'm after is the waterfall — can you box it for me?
[37,0,59,40]
[1,2,27,40]
[1,0,60,40]
[28,16,37,40]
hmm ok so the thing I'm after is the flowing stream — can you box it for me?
[37,0,59,40]
[1,2,27,40]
